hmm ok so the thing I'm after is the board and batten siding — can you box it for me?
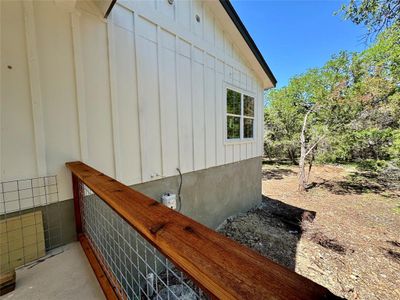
[0,0,265,205]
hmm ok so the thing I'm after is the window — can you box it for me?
[226,88,254,140]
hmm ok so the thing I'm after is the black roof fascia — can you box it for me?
[104,0,117,18]
[219,0,277,87]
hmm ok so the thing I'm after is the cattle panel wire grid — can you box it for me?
[0,175,63,272]
[81,183,210,300]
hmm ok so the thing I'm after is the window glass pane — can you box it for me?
[243,95,254,117]
[227,89,241,115]
[227,116,240,139]
[244,118,254,138]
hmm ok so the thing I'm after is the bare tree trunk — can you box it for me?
[305,149,315,184]
[298,157,307,192]
[298,111,311,192]
[288,149,297,165]
[265,143,272,161]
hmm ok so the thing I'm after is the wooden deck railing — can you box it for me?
[66,161,339,299]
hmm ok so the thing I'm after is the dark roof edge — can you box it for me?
[219,0,277,87]
[104,0,117,18]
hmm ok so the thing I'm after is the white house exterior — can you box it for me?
[1,0,276,239]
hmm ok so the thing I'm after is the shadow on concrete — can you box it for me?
[218,195,316,270]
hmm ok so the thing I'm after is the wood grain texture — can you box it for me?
[79,234,119,300]
[67,161,339,300]
[72,174,83,234]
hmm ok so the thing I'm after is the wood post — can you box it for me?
[66,161,339,300]
[71,174,83,235]
[79,234,118,299]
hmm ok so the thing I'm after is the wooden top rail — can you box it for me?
[66,161,339,300]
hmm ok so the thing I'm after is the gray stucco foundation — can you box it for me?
[65,156,262,241]
[7,157,262,246]
[132,157,262,229]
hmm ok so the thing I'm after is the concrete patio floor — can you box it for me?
[1,242,105,300]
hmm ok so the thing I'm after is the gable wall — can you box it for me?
[0,0,265,208]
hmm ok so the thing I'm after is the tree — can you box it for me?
[264,88,304,163]
[284,54,358,191]
[338,0,400,38]
[265,24,400,191]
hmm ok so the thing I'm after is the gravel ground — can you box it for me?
[217,164,400,300]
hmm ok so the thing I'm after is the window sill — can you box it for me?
[224,139,256,145]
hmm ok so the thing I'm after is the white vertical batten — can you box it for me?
[259,86,264,156]
[174,35,181,169]
[214,59,218,165]
[201,0,205,40]
[189,0,195,170]
[173,0,178,22]
[71,12,89,162]
[190,44,195,170]
[156,25,164,177]
[200,2,208,168]
[189,0,193,33]
[23,0,47,176]
[257,86,260,156]
[202,49,207,167]
[106,16,122,180]
[132,12,143,182]
[211,10,218,166]
[257,86,261,156]
[0,0,2,181]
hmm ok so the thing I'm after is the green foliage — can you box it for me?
[356,159,388,172]
[264,85,304,162]
[388,130,400,167]
[338,0,400,37]
[265,24,400,171]
[349,128,397,160]
[362,23,400,80]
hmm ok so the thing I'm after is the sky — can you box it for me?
[231,0,370,88]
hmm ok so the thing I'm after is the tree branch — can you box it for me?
[301,109,313,135]
[305,135,325,157]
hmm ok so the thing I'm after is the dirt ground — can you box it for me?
[218,164,400,300]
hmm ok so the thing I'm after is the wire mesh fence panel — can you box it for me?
[67,161,338,300]
[1,176,58,214]
[81,184,209,300]
[0,176,62,273]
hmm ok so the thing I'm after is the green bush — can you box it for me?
[356,159,388,172]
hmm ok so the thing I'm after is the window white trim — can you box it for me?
[223,83,256,144]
